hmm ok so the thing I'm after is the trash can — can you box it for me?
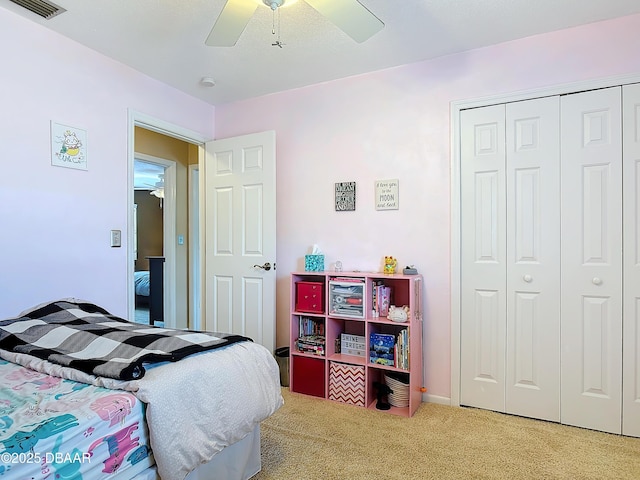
[274,346,290,387]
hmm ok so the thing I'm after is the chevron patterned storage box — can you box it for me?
[329,362,366,407]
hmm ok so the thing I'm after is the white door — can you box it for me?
[560,87,623,434]
[505,97,561,421]
[461,98,562,421]
[460,104,507,412]
[203,131,277,354]
[623,83,640,437]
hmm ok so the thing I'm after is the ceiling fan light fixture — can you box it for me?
[262,0,285,9]
[261,0,300,9]
[206,0,380,47]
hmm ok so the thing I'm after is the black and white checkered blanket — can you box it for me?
[0,299,251,380]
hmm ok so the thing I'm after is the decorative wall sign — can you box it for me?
[335,181,356,211]
[375,179,399,210]
[51,121,87,170]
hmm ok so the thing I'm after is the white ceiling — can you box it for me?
[4,0,640,106]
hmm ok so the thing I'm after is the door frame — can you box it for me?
[449,72,640,407]
[127,110,207,327]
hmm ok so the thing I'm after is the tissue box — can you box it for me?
[305,254,325,272]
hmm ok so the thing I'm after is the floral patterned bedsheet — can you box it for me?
[0,358,153,480]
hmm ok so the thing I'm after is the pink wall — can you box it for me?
[0,8,215,319]
[3,2,640,401]
[215,13,640,401]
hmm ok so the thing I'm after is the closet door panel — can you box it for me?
[623,82,640,438]
[505,97,561,421]
[561,87,622,434]
[460,105,507,411]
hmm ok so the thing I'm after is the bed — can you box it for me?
[134,271,150,307]
[0,299,284,480]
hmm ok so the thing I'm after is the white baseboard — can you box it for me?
[421,393,451,405]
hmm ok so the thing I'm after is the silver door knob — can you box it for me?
[253,262,272,271]
[523,274,533,283]
[592,277,602,285]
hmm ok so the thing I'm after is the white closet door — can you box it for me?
[505,97,561,421]
[560,87,623,434]
[623,82,640,438]
[460,105,507,411]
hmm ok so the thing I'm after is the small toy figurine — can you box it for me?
[383,256,398,274]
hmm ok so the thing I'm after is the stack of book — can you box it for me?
[297,335,325,356]
[297,316,325,355]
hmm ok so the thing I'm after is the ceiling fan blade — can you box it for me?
[304,0,384,43]
[205,0,258,47]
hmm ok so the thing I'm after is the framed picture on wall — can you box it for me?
[51,121,88,170]
[335,181,356,211]
[375,179,399,210]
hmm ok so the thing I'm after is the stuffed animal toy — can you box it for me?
[388,305,410,323]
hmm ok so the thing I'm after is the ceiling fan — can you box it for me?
[144,174,165,199]
[205,0,384,47]
[147,181,164,207]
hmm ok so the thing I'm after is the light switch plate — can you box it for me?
[110,230,122,247]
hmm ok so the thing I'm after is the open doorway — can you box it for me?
[133,157,175,326]
[188,164,201,331]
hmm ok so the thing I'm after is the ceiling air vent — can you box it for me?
[9,0,66,19]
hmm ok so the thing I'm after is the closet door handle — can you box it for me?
[523,274,533,283]
[592,277,602,286]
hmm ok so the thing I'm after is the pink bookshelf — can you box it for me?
[289,271,424,417]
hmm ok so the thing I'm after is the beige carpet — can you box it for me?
[254,388,640,480]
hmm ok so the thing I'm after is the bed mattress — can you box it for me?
[0,358,153,479]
